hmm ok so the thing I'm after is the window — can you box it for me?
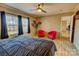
[6,14,18,36]
[22,17,28,33]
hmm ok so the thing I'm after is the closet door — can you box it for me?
[74,19,79,50]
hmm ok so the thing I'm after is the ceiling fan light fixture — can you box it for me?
[37,8,42,12]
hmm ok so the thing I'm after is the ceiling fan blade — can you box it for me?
[41,9,47,13]
[30,9,37,11]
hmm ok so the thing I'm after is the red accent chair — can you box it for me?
[37,30,45,37]
[48,31,57,39]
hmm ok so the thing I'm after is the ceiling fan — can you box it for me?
[36,3,47,13]
[30,3,47,13]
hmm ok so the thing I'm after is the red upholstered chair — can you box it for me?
[48,31,57,40]
[37,30,45,37]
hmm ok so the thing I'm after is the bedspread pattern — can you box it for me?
[0,35,56,56]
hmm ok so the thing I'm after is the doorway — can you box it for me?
[61,21,70,38]
[61,16,72,42]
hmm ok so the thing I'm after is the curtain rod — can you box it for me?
[0,11,29,18]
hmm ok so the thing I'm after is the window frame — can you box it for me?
[22,17,29,34]
[6,13,18,36]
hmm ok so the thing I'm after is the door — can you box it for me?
[74,19,79,50]
[61,21,70,39]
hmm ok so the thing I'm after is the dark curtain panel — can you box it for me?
[18,15,23,35]
[1,11,8,39]
[27,17,30,33]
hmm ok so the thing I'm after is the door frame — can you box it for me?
[71,11,79,43]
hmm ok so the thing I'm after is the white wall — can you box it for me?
[40,16,61,32]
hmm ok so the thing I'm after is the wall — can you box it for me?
[41,15,61,32]
[0,4,37,38]
[40,12,74,38]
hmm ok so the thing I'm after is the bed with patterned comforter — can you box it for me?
[0,35,57,56]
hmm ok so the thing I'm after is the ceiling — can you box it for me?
[4,3,78,16]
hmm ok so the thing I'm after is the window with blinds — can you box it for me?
[6,14,18,36]
[22,17,28,33]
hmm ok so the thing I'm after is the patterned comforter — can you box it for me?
[0,35,57,56]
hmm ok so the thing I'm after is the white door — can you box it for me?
[74,19,79,50]
[61,21,69,38]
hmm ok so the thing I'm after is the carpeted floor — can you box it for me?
[53,38,79,56]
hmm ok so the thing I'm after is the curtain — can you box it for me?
[1,11,8,39]
[18,15,23,35]
[27,17,30,33]
[0,13,1,38]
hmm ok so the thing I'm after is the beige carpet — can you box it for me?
[53,38,79,56]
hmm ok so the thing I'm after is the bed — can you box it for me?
[0,35,57,56]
